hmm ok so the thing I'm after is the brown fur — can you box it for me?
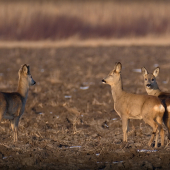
[141,67,170,140]
[0,64,36,142]
[102,62,165,148]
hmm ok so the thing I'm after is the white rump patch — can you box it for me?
[167,105,170,112]
[153,104,164,112]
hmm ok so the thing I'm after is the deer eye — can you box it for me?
[145,78,147,81]
[152,79,154,81]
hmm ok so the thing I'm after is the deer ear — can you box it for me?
[21,64,28,74]
[141,67,148,76]
[115,62,122,73]
[153,67,160,77]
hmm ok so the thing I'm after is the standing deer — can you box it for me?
[141,67,170,140]
[0,64,36,142]
[102,62,165,148]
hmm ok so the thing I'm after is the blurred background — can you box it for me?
[1,0,170,42]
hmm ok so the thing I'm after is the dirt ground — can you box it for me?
[0,46,170,169]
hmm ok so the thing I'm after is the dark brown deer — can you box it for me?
[0,64,36,142]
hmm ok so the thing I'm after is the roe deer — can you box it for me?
[141,67,170,140]
[0,64,36,142]
[102,62,165,148]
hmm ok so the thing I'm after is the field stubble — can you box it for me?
[0,46,169,169]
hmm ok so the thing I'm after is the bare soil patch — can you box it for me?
[0,46,170,169]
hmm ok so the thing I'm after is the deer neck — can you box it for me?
[111,77,124,102]
[17,77,29,100]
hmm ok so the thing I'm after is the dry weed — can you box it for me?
[48,70,61,84]
[1,1,170,40]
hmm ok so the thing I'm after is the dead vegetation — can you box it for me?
[0,47,170,168]
[1,1,170,40]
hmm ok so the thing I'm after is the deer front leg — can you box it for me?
[122,117,129,142]
[14,117,19,142]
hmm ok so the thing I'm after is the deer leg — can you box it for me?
[11,117,19,142]
[143,118,158,147]
[166,117,170,140]
[14,129,18,142]
[122,117,129,142]
[0,108,5,125]
[168,123,170,140]
[163,111,170,141]
[0,113,3,122]
[156,116,165,147]
[14,117,19,142]
[10,120,15,142]
[155,127,159,148]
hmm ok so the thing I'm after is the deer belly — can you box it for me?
[126,108,143,119]
[128,115,143,119]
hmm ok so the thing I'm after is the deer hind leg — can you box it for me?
[0,106,6,123]
[163,110,170,140]
[168,117,170,140]
[122,117,129,142]
[143,118,158,147]
[14,117,19,142]
[11,117,19,142]
[11,119,16,142]
[0,113,3,123]
[166,114,170,140]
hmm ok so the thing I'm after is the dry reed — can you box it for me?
[0,1,170,40]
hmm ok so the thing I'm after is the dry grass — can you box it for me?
[1,37,170,48]
[48,70,61,84]
[1,1,170,40]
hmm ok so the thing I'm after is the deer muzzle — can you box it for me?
[146,84,151,88]
[102,79,106,84]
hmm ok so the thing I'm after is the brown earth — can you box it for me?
[0,46,170,169]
